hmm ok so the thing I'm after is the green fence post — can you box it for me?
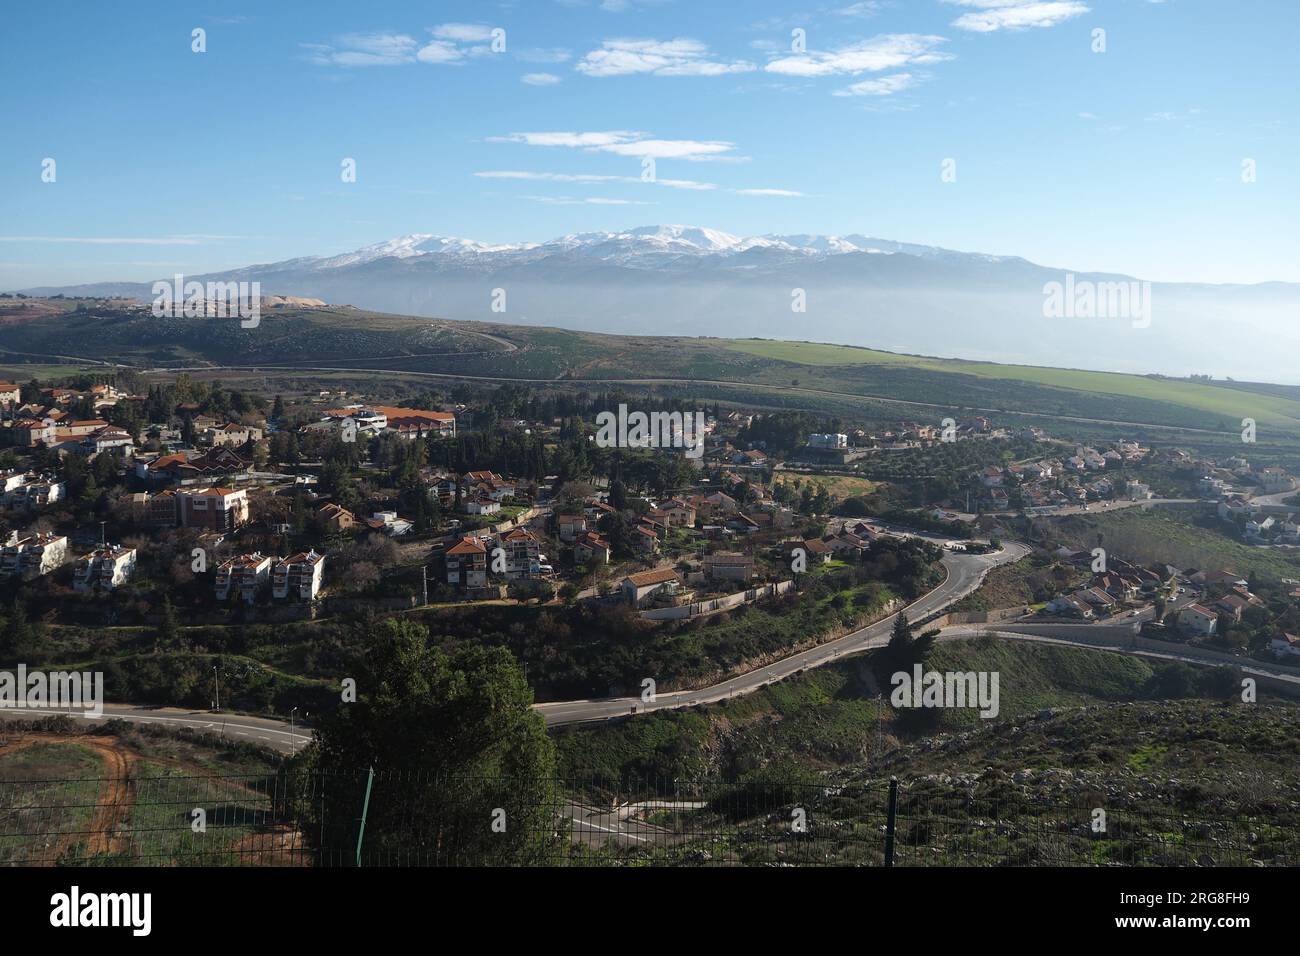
[884,777,898,867]
[355,766,375,867]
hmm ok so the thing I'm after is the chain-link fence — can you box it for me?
[2,767,1295,866]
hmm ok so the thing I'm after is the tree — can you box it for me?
[303,620,557,865]
[156,596,180,649]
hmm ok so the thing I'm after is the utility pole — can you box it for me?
[212,665,220,712]
[421,563,428,606]
[290,706,298,757]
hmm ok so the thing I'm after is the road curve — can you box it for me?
[0,703,313,755]
[535,542,1031,727]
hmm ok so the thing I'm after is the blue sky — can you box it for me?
[2,0,1297,288]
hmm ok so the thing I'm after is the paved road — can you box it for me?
[937,624,1300,692]
[534,541,1030,726]
[0,703,313,755]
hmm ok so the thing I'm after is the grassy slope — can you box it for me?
[6,301,1300,438]
[554,636,1242,784]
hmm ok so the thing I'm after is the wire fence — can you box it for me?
[2,766,1296,867]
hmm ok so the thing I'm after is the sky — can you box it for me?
[2,0,1297,288]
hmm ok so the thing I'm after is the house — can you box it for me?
[55,419,110,441]
[1126,480,1153,501]
[1189,569,1247,588]
[702,491,738,514]
[215,553,274,604]
[621,567,683,607]
[366,512,413,536]
[1,532,68,579]
[499,527,541,579]
[73,545,137,593]
[2,476,65,511]
[633,524,660,555]
[1269,634,1300,660]
[0,381,20,405]
[204,422,264,447]
[464,497,501,516]
[79,425,135,457]
[659,500,697,527]
[556,513,588,542]
[1258,467,1297,494]
[827,532,871,556]
[445,536,488,589]
[705,552,755,582]
[1046,593,1095,619]
[1179,604,1219,636]
[273,551,326,601]
[315,502,356,534]
[574,530,611,565]
[177,487,249,532]
[727,513,760,534]
[12,419,55,446]
[322,405,455,440]
[1215,594,1252,622]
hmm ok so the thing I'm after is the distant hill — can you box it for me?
[15,224,1300,382]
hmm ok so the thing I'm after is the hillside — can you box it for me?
[5,299,1300,442]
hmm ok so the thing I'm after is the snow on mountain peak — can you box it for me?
[308,226,993,271]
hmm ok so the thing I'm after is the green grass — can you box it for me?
[723,339,1300,429]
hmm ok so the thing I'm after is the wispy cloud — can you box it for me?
[765,34,952,78]
[576,38,756,76]
[833,72,918,96]
[305,24,501,67]
[522,72,562,85]
[524,195,655,205]
[943,1,1090,33]
[734,188,805,197]
[490,130,742,161]
[476,170,716,189]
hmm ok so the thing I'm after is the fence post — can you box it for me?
[884,777,898,867]
[355,765,375,867]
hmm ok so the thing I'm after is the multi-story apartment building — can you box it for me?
[215,553,274,603]
[2,476,65,511]
[499,527,541,579]
[177,487,249,532]
[445,536,488,589]
[273,550,326,602]
[1,531,68,579]
[73,545,137,593]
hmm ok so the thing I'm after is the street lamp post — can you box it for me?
[212,665,220,712]
[290,706,299,757]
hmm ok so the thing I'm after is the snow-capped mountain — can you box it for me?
[18,226,1300,379]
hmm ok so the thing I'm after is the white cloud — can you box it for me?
[416,40,466,64]
[306,24,502,67]
[944,1,1090,33]
[303,33,419,67]
[522,72,562,85]
[765,34,952,77]
[525,195,654,205]
[835,2,882,16]
[576,38,756,77]
[833,72,917,96]
[475,169,717,189]
[734,188,805,197]
[431,23,496,43]
[491,130,740,161]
